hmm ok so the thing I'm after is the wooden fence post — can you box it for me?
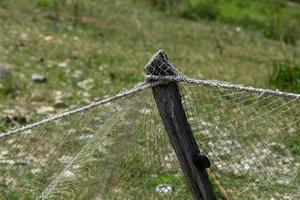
[145,50,216,200]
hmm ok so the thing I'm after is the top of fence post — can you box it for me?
[144,50,180,79]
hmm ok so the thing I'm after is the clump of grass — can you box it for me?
[0,120,7,132]
[181,0,219,21]
[263,15,298,45]
[0,73,17,97]
[36,0,54,8]
[263,26,296,45]
[282,130,300,157]
[270,61,300,93]
[146,0,181,11]
[147,0,219,20]
[0,186,20,200]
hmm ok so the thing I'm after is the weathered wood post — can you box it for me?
[145,50,216,200]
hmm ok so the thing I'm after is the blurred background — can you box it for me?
[0,0,299,132]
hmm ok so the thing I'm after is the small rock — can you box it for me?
[36,106,55,114]
[5,177,16,185]
[7,139,14,144]
[276,180,287,185]
[82,92,90,98]
[44,36,53,41]
[235,26,242,32]
[32,74,46,83]
[0,67,10,79]
[150,174,158,178]
[199,121,213,126]
[78,134,94,141]
[288,128,296,134]
[20,33,28,41]
[77,78,94,90]
[103,79,112,84]
[155,184,173,195]
[71,70,82,78]
[243,163,250,170]
[0,150,8,156]
[68,129,76,134]
[54,100,66,108]
[139,108,151,115]
[31,168,41,174]
[72,165,80,169]
[54,91,67,108]
[58,62,68,68]
[0,160,15,164]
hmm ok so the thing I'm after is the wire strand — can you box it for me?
[0,81,163,139]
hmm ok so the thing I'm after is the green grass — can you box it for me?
[270,61,300,93]
[0,0,299,199]
[147,0,300,44]
[0,0,299,125]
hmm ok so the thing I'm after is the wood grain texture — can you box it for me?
[145,50,216,200]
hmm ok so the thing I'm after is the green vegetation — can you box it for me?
[270,61,300,93]
[148,0,300,44]
[0,0,299,199]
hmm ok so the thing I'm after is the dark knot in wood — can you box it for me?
[193,154,211,169]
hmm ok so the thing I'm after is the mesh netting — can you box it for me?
[180,83,299,199]
[0,50,299,199]
[1,81,299,199]
[0,88,191,200]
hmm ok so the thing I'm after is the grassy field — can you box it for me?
[0,0,299,199]
[149,0,300,44]
[0,0,299,131]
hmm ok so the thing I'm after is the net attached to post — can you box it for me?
[180,83,300,199]
[144,50,299,200]
[0,86,192,199]
[0,50,299,200]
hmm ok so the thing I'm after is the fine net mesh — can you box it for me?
[0,88,192,200]
[180,83,300,199]
[0,80,299,199]
[0,50,299,199]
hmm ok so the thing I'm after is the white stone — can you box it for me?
[72,70,82,78]
[235,26,242,32]
[78,134,94,141]
[44,36,53,41]
[31,168,41,174]
[58,62,68,68]
[77,78,94,90]
[155,184,173,195]
[36,106,55,114]
[31,74,46,83]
